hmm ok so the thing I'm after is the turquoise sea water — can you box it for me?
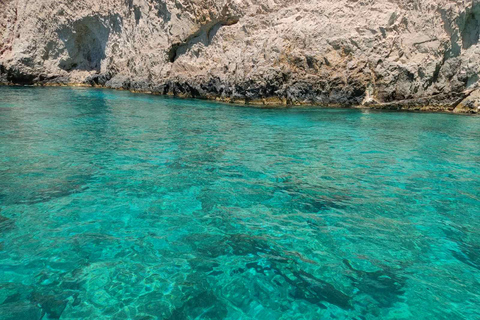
[0,86,479,319]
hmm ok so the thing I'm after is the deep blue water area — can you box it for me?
[0,86,479,319]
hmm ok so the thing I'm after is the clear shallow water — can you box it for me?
[0,86,479,320]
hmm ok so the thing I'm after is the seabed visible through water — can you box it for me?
[0,86,479,319]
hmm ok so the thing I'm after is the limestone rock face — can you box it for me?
[454,87,480,113]
[1,0,479,111]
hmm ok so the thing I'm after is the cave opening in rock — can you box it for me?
[167,19,238,63]
[57,17,110,72]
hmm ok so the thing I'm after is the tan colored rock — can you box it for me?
[1,0,479,111]
[454,88,480,113]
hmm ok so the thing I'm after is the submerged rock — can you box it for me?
[0,213,14,232]
[167,291,228,320]
[0,301,43,320]
[0,0,480,112]
[343,259,406,308]
[31,292,68,320]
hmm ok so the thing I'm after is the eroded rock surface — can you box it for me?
[1,0,479,111]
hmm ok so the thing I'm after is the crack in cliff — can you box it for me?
[167,18,239,63]
[427,50,447,88]
[439,3,480,57]
[412,37,439,46]
[461,4,480,49]
[450,84,479,109]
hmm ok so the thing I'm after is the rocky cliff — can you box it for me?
[1,0,479,112]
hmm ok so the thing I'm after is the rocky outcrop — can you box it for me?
[1,0,479,112]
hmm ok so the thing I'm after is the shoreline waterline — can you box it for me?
[1,83,477,115]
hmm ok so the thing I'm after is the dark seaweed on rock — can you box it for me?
[183,232,353,310]
[0,281,72,320]
[280,269,352,310]
[31,292,68,320]
[0,301,43,320]
[444,227,480,271]
[451,242,480,271]
[0,174,92,206]
[0,212,14,232]
[343,259,406,308]
[226,234,275,256]
[223,233,353,310]
[234,260,352,310]
[275,177,350,213]
[167,291,228,320]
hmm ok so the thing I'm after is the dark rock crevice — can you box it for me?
[0,66,36,85]
[167,18,239,63]
[0,64,7,83]
[460,4,480,49]
[440,3,480,56]
[84,72,114,86]
[439,8,462,58]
